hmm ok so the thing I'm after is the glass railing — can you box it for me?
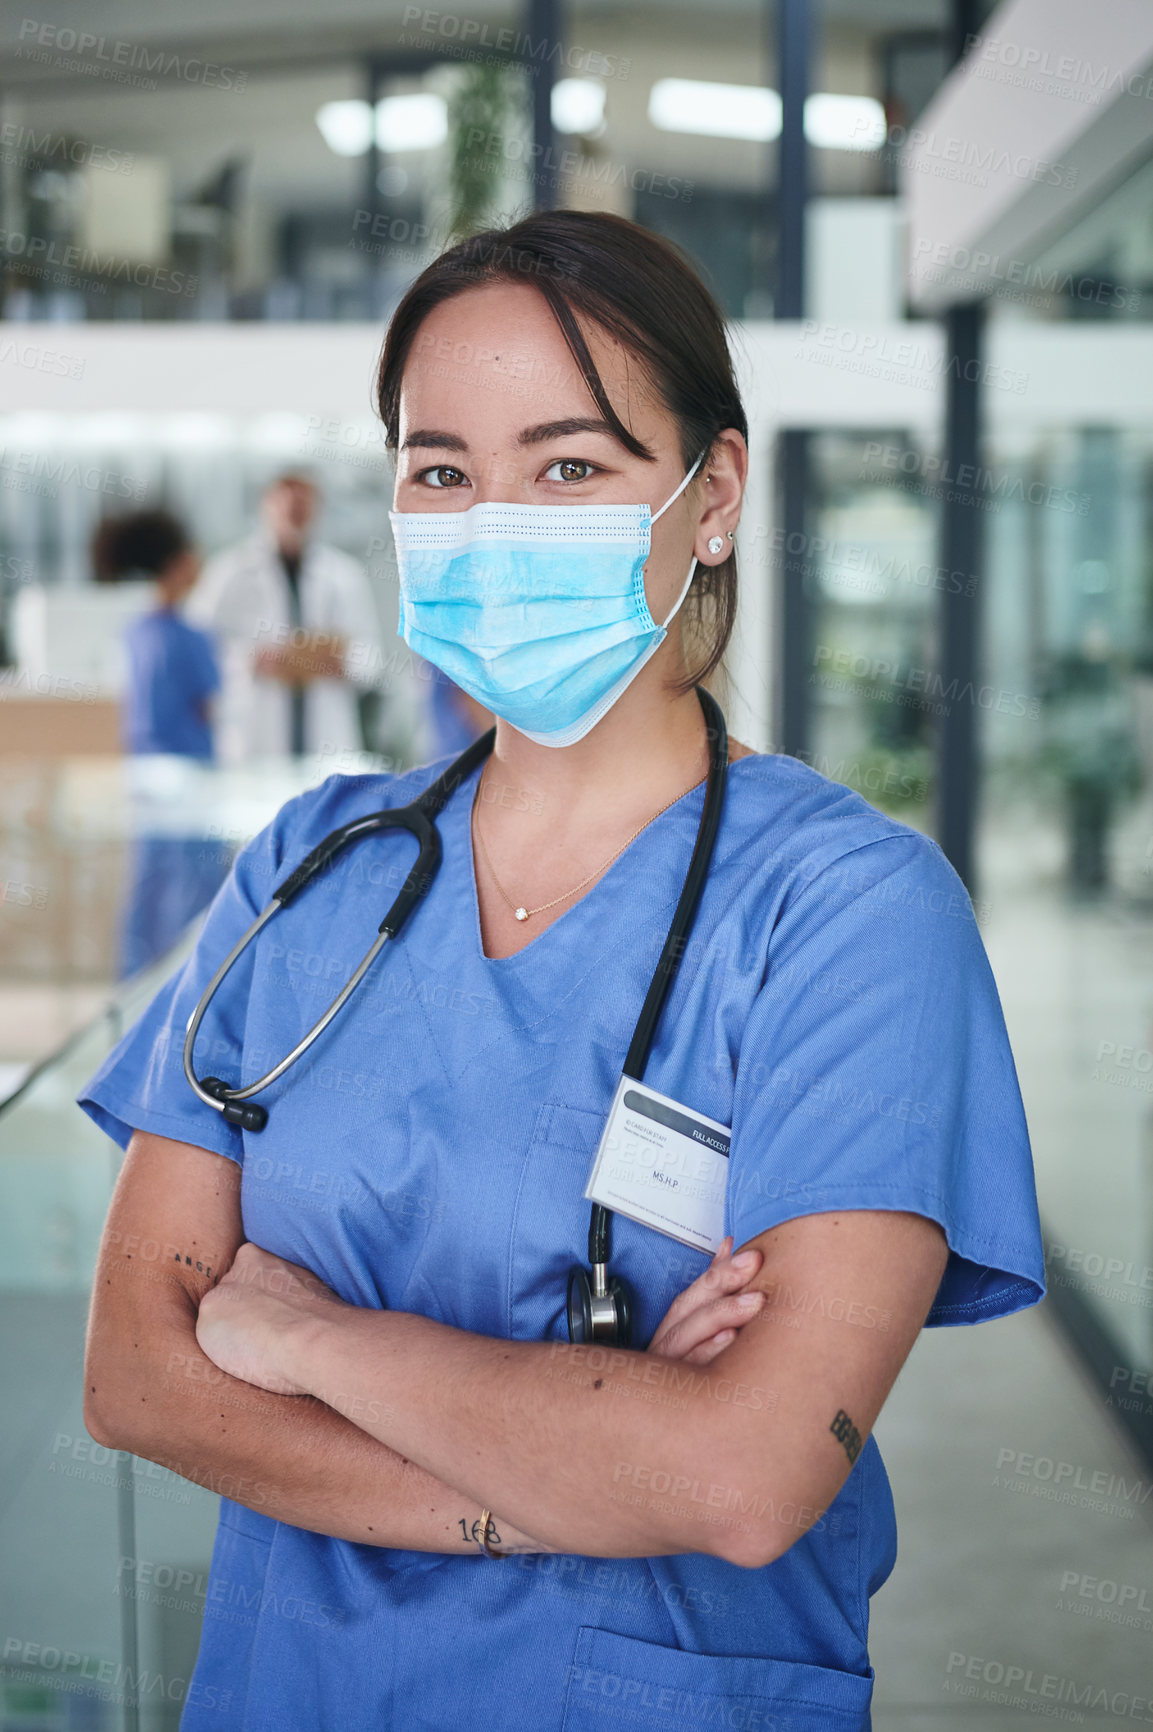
[0,751,399,1732]
[0,935,217,1732]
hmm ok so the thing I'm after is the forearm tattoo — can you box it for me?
[175,1251,216,1282]
[830,1408,863,1465]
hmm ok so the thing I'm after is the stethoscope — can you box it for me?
[183,685,729,1348]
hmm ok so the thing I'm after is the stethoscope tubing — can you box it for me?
[184,924,392,1112]
[183,725,496,1122]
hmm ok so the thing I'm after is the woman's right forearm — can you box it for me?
[85,1282,540,1555]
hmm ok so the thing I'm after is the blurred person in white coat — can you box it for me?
[190,472,381,763]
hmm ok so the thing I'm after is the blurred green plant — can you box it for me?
[856,745,934,813]
[444,64,519,241]
[1037,650,1143,890]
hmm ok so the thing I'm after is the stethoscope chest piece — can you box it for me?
[567,1266,632,1347]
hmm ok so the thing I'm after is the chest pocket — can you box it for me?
[508,1101,714,1348]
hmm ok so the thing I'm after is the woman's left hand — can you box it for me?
[647,1236,765,1365]
[196,1242,347,1395]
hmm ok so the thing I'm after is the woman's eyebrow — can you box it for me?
[401,429,469,452]
[518,416,620,446]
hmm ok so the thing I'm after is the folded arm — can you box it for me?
[83,1131,545,1552]
[199,1207,950,1568]
[84,1131,763,1555]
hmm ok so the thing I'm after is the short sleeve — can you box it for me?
[76,798,296,1165]
[725,832,1045,1326]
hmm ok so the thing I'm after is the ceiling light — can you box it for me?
[552,78,606,135]
[804,93,886,151]
[648,79,886,151]
[315,100,374,157]
[649,78,781,142]
[374,94,447,153]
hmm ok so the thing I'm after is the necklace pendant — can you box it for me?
[514,906,529,922]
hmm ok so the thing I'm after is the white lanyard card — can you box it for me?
[583,1076,730,1254]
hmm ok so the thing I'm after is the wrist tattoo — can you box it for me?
[830,1408,863,1465]
[457,1516,502,1546]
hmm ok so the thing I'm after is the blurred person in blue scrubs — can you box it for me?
[78,213,1045,1732]
[92,509,219,761]
[93,509,230,978]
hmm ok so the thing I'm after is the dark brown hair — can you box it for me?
[91,509,191,583]
[375,210,747,690]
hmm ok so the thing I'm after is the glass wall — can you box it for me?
[978,426,1153,1380]
[802,429,942,829]
[777,404,1153,1419]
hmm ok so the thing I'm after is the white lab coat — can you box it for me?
[189,534,381,764]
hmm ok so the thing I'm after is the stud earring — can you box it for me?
[707,535,724,555]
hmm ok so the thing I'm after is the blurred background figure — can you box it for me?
[189,471,381,763]
[91,509,219,762]
[91,508,230,979]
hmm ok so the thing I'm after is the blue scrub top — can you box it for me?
[122,608,219,759]
[78,751,1045,1732]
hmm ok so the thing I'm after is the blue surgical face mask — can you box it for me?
[389,451,707,748]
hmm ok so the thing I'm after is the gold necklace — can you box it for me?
[472,764,707,922]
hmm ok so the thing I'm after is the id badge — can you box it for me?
[583,1076,730,1254]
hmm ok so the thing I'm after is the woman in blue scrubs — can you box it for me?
[80,211,1045,1732]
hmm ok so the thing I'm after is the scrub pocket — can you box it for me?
[562,1627,873,1732]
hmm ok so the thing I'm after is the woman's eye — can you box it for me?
[420,466,466,488]
[544,459,597,483]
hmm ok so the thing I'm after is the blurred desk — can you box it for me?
[0,696,121,755]
[0,749,393,1055]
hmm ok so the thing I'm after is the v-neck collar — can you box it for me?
[456,763,723,968]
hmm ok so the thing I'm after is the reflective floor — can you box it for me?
[871,1301,1153,1729]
